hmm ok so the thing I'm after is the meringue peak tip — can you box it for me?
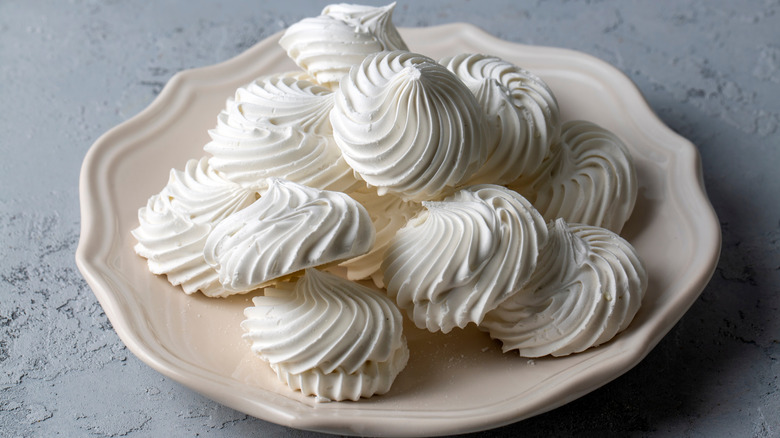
[399,66,422,81]
[382,2,397,13]
[552,217,568,228]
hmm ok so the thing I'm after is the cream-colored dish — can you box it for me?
[75,24,720,436]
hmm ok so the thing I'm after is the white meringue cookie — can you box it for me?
[481,218,647,357]
[233,72,335,135]
[339,187,422,287]
[132,158,262,297]
[204,99,359,193]
[514,120,638,233]
[440,53,561,185]
[322,2,407,52]
[203,178,375,293]
[241,268,408,401]
[132,194,223,296]
[279,3,407,87]
[382,184,548,333]
[330,50,488,201]
[165,157,261,225]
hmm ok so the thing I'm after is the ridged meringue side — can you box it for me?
[331,51,488,201]
[242,268,409,401]
[279,3,407,88]
[515,120,638,233]
[203,179,375,293]
[234,72,335,135]
[382,184,548,333]
[322,2,407,52]
[339,188,422,287]
[204,100,359,193]
[131,194,223,296]
[440,54,561,185]
[270,351,408,402]
[481,218,647,357]
[166,157,261,225]
[131,158,262,297]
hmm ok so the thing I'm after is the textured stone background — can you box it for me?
[1,0,778,436]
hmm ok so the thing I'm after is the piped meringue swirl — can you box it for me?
[203,178,375,293]
[165,157,261,225]
[204,99,359,193]
[279,3,407,87]
[481,218,647,357]
[339,187,422,287]
[514,120,638,233]
[322,2,407,52]
[233,72,335,135]
[440,54,561,185]
[132,194,223,296]
[132,157,263,297]
[331,51,488,201]
[242,268,408,401]
[382,184,548,333]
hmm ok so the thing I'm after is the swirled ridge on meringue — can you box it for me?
[166,157,262,225]
[322,2,407,52]
[242,268,409,401]
[514,120,638,233]
[132,194,223,296]
[279,3,407,87]
[203,178,375,293]
[132,157,263,297]
[234,72,335,135]
[440,53,561,185]
[481,218,647,357]
[382,184,548,333]
[331,50,488,201]
[339,187,422,287]
[205,99,359,193]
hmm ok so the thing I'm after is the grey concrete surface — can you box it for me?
[1,0,778,436]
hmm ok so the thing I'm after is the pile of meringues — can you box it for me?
[132,2,647,401]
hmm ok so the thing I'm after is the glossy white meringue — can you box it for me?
[132,194,223,296]
[382,184,548,333]
[330,50,488,201]
[241,268,409,401]
[322,2,407,51]
[279,3,407,87]
[204,96,359,193]
[166,157,262,225]
[514,120,638,233]
[132,157,262,297]
[233,72,334,135]
[339,187,422,287]
[440,53,561,185]
[203,178,375,293]
[481,218,647,357]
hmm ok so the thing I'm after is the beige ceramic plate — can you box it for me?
[76,24,720,436]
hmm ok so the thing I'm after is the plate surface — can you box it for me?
[76,24,720,436]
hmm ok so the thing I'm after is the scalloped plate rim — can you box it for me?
[76,23,720,436]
